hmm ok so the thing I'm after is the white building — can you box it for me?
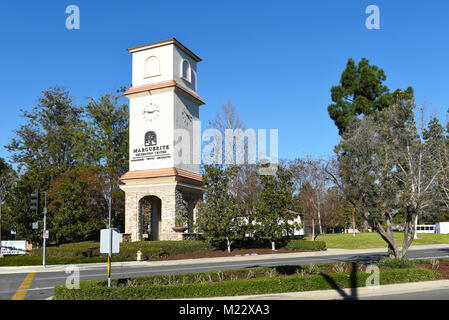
[436,222,449,234]
[415,222,449,234]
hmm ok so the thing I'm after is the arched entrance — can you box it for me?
[139,196,162,241]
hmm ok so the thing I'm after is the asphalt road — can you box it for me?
[359,288,449,300]
[2,246,449,300]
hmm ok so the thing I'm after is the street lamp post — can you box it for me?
[43,192,47,268]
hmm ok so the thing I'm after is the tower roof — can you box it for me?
[127,38,202,62]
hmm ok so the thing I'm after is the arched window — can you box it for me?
[181,59,191,82]
[145,56,160,78]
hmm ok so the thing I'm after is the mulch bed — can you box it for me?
[146,248,311,262]
[416,260,449,279]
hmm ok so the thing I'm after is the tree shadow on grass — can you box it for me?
[253,262,360,300]
[318,262,359,300]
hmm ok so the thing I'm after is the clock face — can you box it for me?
[142,102,160,122]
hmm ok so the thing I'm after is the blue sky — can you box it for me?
[1,0,448,163]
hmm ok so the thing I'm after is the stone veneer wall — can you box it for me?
[124,183,184,241]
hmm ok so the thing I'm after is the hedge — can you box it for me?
[54,267,440,300]
[0,255,121,267]
[71,265,330,288]
[29,241,213,260]
[377,258,415,269]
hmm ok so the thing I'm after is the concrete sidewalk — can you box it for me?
[0,244,447,275]
[190,280,449,300]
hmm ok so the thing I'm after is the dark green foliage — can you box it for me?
[196,165,247,252]
[0,157,16,241]
[328,57,413,135]
[28,240,212,260]
[422,116,449,223]
[48,168,107,244]
[116,241,213,260]
[2,172,43,243]
[377,258,415,269]
[3,87,129,243]
[254,164,297,250]
[85,90,129,232]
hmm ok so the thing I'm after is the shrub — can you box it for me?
[377,258,415,269]
[29,240,212,260]
[430,258,440,270]
[332,262,347,273]
[29,241,100,258]
[182,234,205,241]
[118,241,212,260]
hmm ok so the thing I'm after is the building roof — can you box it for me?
[127,38,202,62]
[120,167,203,184]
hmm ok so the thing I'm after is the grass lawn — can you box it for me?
[307,232,449,249]
[0,240,210,267]
[0,255,134,267]
[0,239,324,267]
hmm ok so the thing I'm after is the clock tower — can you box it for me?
[120,38,205,242]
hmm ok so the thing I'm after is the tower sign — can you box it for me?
[120,38,205,242]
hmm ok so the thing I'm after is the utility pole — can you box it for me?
[43,192,47,268]
[107,186,112,288]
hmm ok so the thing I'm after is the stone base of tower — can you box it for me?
[119,168,203,242]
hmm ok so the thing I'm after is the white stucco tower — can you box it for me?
[120,38,205,242]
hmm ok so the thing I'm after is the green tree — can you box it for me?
[335,97,440,258]
[4,87,90,240]
[6,87,89,180]
[85,90,129,231]
[0,158,16,242]
[254,164,298,250]
[2,172,42,243]
[423,115,449,219]
[48,167,108,244]
[328,57,413,135]
[196,165,246,253]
